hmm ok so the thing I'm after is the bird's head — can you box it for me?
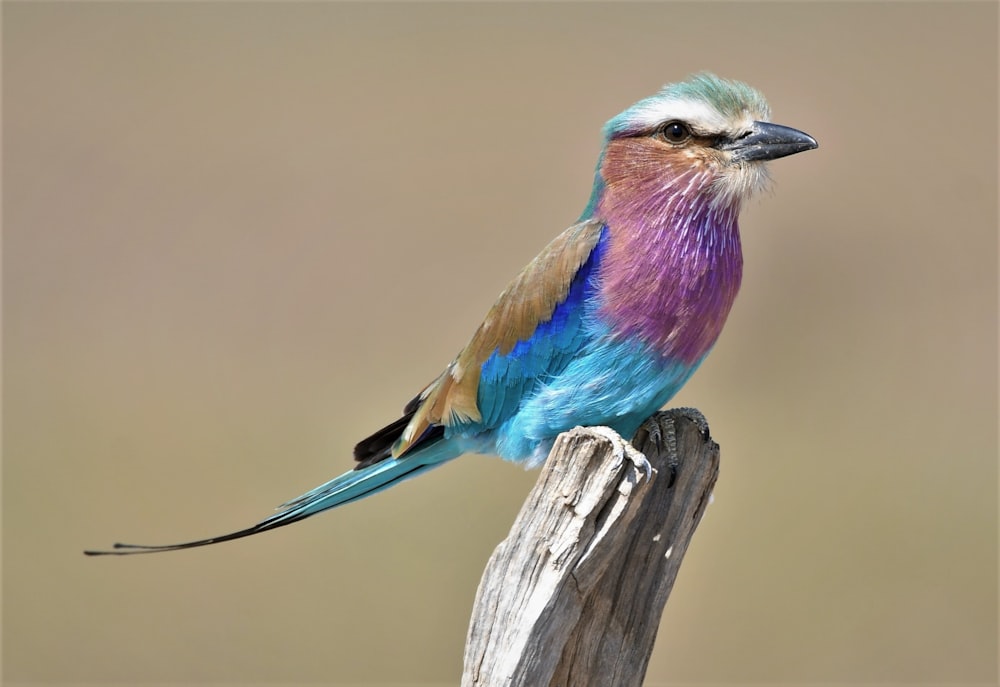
[584,73,817,219]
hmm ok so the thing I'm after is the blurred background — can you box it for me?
[4,3,996,685]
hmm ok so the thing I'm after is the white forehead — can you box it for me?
[625,97,758,136]
[606,74,772,139]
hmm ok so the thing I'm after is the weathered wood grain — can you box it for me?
[462,409,720,687]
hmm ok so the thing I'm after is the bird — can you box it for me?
[85,73,817,556]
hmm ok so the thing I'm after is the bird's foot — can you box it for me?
[667,407,710,439]
[628,415,670,488]
[588,426,653,482]
[631,408,712,488]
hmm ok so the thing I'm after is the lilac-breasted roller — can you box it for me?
[85,73,816,556]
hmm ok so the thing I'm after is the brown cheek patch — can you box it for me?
[602,138,721,191]
[601,139,692,194]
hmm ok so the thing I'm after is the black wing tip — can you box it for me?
[353,413,412,465]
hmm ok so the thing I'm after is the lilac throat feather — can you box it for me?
[596,140,743,366]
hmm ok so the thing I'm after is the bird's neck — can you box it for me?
[593,141,744,365]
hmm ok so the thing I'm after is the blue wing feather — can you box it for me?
[473,226,608,430]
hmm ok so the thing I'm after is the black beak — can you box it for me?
[722,121,818,162]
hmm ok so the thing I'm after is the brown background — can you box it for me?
[4,2,997,685]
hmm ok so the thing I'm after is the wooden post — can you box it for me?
[462,409,720,687]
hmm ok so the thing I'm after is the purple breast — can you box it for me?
[596,184,743,366]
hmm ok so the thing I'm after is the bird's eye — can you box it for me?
[658,121,691,144]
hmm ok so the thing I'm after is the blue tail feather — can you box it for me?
[83,442,461,556]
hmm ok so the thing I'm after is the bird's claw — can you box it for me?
[625,444,654,481]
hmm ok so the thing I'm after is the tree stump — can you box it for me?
[462,408,720,687]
